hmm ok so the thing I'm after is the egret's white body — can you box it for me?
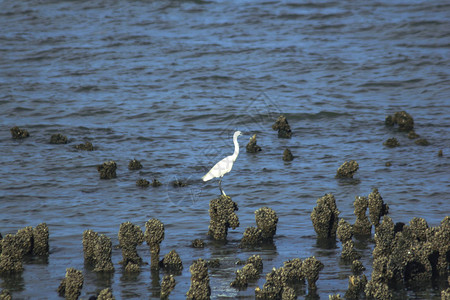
[202,131,242,196]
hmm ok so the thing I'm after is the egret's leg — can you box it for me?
[219,178,226,196]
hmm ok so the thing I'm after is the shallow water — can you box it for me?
[1,0,449,299]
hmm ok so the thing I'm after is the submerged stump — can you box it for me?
[282,148,294,161]
[10,126,29,139]
[255,207,278,242]
[97,161,117,179]
[75,141,94,151]
[385,111,414,132]
[160,274,176,299]
[128,159,143,170]
[368,188,389,229]
[50,133,68,144]
[208,195,239,241]
[272,115,292,138]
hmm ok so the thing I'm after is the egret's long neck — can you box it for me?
[232,135,239,161]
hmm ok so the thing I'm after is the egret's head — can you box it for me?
[235,130,242,138]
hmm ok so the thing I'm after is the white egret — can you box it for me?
[202,131,242,196]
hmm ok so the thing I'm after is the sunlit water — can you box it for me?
[1,0,449,299]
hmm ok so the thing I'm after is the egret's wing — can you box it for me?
[202,156,234,181]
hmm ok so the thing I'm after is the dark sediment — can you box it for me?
[385,111,414,132]
[160,274,176,299]
[160,250,183,274]
[208,195,239,241]
[255,207,278,242]
[352,196,372,236]
[118,222,144,272]
[415,138,430,146]
[272,115,292,138]
[144,218,165,270]
[186,258,211,300]
[50,133,68,144]
[246,134,262,153]
[282,148,294,161]
[57,268,84,300]
[191,239,205,248]
[383,137,400,147]
[310,193,340,239]
[97,287,115,300]
[344,274,367,300]
[97,161,117,179]
[136,178,150,187]
[336,160,359,178]
[75,141,94,151]
[152,179,162,187]
[128,159,143,170]
[10,126,29,139]
[368,188,389,228]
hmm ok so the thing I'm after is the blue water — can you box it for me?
[1,0,449,299]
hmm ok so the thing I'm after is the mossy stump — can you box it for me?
[57,268,84,300]
[0,234,24,273]
[208,195,239,241]
[311,193,340,239]
[383,137,400,147]
[32,223,49,256]
[344,274,367,300]
[145,218,164,270]
[186,258,211,300]
[302,256,324,290]
[118,222,144,272]
[368,188,389,228]
[160,274,176,299]
[192,239,205,248]
[255,207,278,242]
[160,250,183,275]
[352,196,372,236]
[136,178,150,187]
